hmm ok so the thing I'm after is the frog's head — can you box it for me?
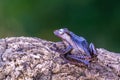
[54,28,71,41]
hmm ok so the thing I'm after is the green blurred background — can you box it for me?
[0,0,120,52]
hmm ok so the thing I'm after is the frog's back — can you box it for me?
[70,32,88,47]
[70,32,90,55]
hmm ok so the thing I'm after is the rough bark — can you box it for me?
[0,37,120,80]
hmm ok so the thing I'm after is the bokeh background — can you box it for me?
[0,0,120,52]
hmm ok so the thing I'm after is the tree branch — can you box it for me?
[0,37,119,80]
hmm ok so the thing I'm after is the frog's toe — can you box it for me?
[89,43,97,55]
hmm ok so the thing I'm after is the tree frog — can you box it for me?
[54,28,97,66]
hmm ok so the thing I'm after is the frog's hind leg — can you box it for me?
[65,54,90,66]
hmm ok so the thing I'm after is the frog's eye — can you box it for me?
[59,29,64,34]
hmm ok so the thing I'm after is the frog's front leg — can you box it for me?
[59,41,73,64]
[62,41,73,54]
[59,45,72,62]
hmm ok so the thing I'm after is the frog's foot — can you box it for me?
[89,43,97,56]
[60,54,69,64]
[63,45,72,54]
